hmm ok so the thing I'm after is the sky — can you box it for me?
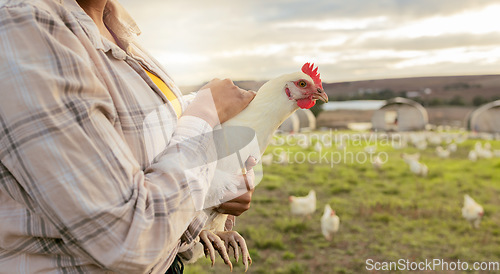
[119,0,500,86]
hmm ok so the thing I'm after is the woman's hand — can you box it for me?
[216,188,254,216]
[183,79,256,126]
[202,78,256,124]
[216,156,257,216]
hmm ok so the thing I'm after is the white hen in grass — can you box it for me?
[401,152,420,164]
[468,150,478,162]
[372,155,384,170]
[436,146,450,158]
[289,190,317,218]
[314,141,323,152]
[447,143,457,153]
[462,194,484,229]
[408,159,428,177]
[475,143,493,159]
[321,204,340,241]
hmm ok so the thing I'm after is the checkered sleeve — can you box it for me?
[0,4,214,273]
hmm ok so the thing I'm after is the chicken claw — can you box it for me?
[215,231,252,272]
[199,230,233,271]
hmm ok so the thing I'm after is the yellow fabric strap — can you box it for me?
[144,69,182,117]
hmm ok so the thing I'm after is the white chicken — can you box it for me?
[435,146,450,158]
[462,194,484,229]
[372,155,384,170]
[321,204,340,241]
[475,142,493,159]
[474,141,482,151]
[314,141,323,152]
[447,143,457,153]
[479,149,493,159]
[298,138,310,149]
[401,152,420,164]
[468,150,477,162]
[336,142,346,151]
[323,139,333,148]
[455,134,468,144]
[407,159,428,177]
[415,140,428,150]
[484,142,492,150]
[191,63,328,271]
[443,135,453,144]
[364,145,377,155]
[289,190,317,218]
[392,140,407,150]
[427,134,442,146]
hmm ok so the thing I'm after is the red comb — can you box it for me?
[301,63,323,89]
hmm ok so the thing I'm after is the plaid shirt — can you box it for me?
[0,0,216,273]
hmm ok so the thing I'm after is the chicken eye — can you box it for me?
[298,81,307,87]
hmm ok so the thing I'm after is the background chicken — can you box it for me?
[372,155,384,170]
[468,150,478,162]
[401,152,428,176]
[409,160,428,177]
[462,194,484,229]
[475,142,493,159]
[188,63,328,271]
[436,146,451,158]
[447,143,457,153]
[314,141,323,152]
[364,145,377,155]
[289,190,317,218]
[321,204,340,241]
[401,152,420,164]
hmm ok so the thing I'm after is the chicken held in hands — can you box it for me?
[193,63,327,271]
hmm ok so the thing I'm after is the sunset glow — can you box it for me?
[121,0,500,86]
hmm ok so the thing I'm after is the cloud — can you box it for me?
[347,33,500,51]
[118,0,500,85]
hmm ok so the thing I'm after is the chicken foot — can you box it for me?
[216,230,252,272]
[199,230,252,272]
[200,230,233,271]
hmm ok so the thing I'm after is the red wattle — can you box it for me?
[297,98,316,109]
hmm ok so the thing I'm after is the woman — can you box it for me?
[0,0,255,272]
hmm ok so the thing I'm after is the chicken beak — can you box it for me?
[313,89,328,103]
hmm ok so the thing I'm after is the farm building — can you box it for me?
[466,100,500,133]
[295,109,316,131]
[371,97,428,131]
[278,109,316,133]
[278,112,300,133]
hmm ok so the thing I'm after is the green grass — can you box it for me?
[186,131,500,273]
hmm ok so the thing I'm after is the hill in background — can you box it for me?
[322,74,500,106]
[180,75,500,106]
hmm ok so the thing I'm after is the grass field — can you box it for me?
[186,130,500,274]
